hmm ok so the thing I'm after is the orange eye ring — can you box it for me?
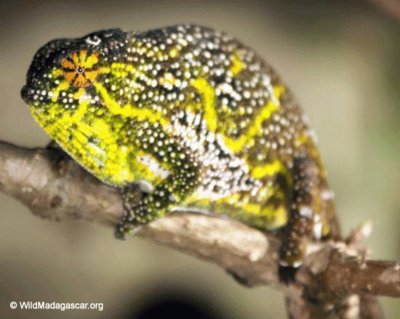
[61,50,99,88]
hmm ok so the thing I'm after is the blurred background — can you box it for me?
[0,0,399,317]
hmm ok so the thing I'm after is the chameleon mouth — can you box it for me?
[21,85,39,105]
[21,84,54,107]
[20,85,32,104]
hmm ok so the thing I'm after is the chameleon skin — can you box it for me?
[21,25,340,280]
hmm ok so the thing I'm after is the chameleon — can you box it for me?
[21,24,340,282]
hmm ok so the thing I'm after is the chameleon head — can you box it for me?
[21,28,127,112]
[20,29,135,186]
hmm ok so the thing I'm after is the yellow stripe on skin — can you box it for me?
[106,63,146,80]
[131,151,168,184]
[187,78,285,157]
[190,78,218,132]
[99,66,111,74]
[250,159,288,179]
[259,205,288,229]
[218,193,260,213]
[213,192,288,229]
[50,81,70,102]
[73,88,87,100]
[230,51,245,76]
[66,119,137,185]
[94,83,169,127]
[223,85,285,154]
[85,52,99,67]
[51,68,63,78]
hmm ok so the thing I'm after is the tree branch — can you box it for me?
[1,140,398,318]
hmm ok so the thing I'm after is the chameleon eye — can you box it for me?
[61,50,99,88]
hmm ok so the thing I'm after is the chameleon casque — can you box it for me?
[21,24,340,282]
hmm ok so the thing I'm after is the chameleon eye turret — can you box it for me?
[22,25,340,283]
[61,50,99,88]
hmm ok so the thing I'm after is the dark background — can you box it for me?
[0,0,399,318]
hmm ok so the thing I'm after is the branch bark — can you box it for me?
[1,140,398,318]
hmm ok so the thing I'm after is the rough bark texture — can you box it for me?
[1,141,399,318]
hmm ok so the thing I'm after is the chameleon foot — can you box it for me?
[114,215,142,240]
[114,185,146,240]
[278,237,306,284]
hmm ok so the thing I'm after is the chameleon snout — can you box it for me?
[21,85,32,104]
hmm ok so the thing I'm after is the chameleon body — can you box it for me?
[21,25,339,280]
